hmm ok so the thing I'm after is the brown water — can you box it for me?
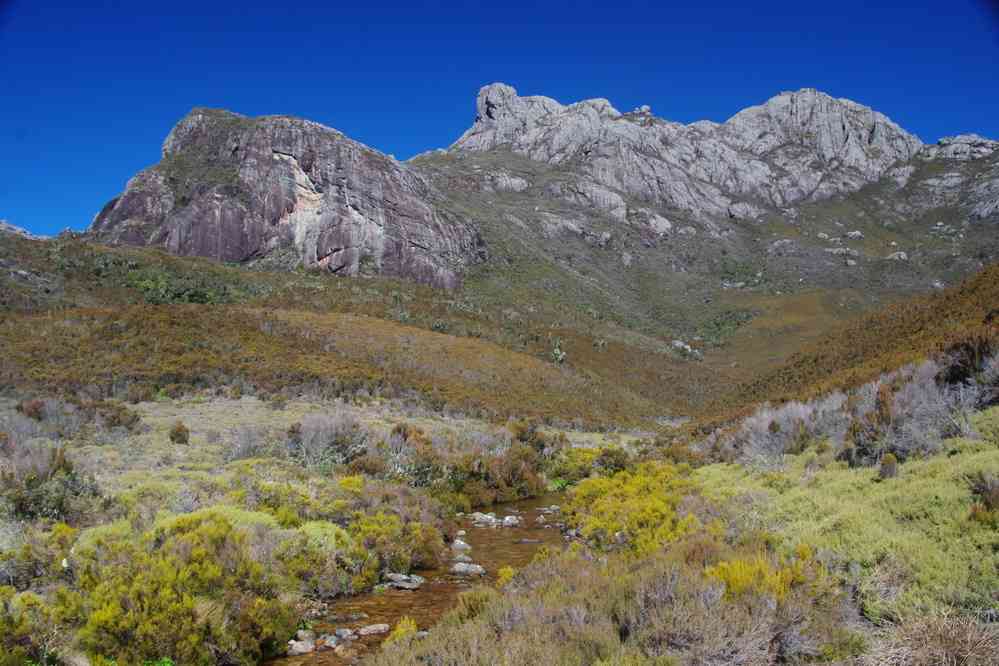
[271,494,566,665]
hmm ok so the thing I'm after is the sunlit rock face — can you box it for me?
[91,108,482,289]
[452,83,923,219]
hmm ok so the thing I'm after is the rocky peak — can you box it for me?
[90,109,481,288]
[451,84,925,219]
[720,88,923,173]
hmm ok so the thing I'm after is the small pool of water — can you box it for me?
[270,494,566,665]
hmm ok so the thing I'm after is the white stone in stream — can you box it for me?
[453,553,473,563]
[451,538,471,551]
[287,639,315,656]
[452,562,487,576]
[334,628,355,640]
[456,530,466,537]
[385,573,424,590]
[503,515,522,526]
[470,512,496,525]
[359,623,391,636]
[296,629,316,641]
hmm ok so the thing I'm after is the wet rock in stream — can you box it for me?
[451,562,487,576]
[384,572,426,590]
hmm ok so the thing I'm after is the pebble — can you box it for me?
[359,623,391,636]
[384,572,425,590]
[452,562,486,576]
[334,644,358,659]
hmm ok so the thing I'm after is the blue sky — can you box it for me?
[2,0,997,236]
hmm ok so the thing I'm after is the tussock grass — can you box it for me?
[696,408,999,621]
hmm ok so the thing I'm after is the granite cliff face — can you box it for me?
[90,109,482,288]
[451,83,924,219]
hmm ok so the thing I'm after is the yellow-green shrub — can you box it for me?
[62,511,297,664]
[384,616,419,646]
[704,551,810,601]
[565,462,700,555]
[0,586,31,664]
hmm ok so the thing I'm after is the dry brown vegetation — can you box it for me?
[701,264,999,428]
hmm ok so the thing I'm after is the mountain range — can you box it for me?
[83,85,998,342]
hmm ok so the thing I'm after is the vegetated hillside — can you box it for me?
[711,262,999,422]
[5,228,999,427]
[2,233,714,426]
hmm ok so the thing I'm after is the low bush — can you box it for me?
[564,463,701,555]
[863,614,998,666]
[167,420,189,445]
[287,409,370,471]
[0,441,102,523]
[384,616,418,647]
[879,452,899,480]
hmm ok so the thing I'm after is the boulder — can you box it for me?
[452,562,486,576]
[359,623,391,636]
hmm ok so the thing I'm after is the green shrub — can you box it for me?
[0,443,102,522]
[168,421,189,445]
[879,452,899,479]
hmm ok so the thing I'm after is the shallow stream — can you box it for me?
[270,493,566,665]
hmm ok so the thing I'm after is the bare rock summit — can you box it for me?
[451,83,923,219]
[90,108,482,288]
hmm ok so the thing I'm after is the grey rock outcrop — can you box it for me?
[451,83,923,220]
[919,134,999,161]
[89,109,482,288]
[0,220,45,240]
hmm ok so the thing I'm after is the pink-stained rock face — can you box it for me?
[90,108,483,289]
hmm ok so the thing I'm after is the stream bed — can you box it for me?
[270,494,566,665]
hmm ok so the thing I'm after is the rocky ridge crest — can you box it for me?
[451,83,925,220]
